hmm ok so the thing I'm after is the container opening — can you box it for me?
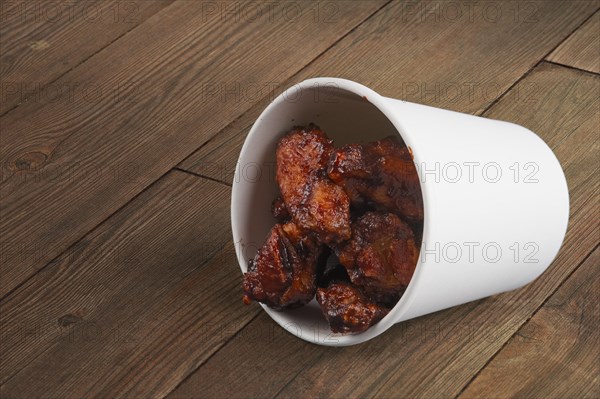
[232,79,424,345]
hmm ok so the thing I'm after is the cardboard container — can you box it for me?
[231,78,569,346]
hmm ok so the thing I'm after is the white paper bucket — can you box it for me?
[231,78,569,346]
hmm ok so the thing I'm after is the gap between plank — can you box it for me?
[162,2,398,396]
[1,0,591,394]
[168,5,600,397]
[0,167,177,303]
[173,167,232,187]
[368,9,600,397]
[162,311,262,398]
[175,0,395,169]
[0,5,399,392]
[0,0,392,306]
[478,4,600,116]
[544,60,600,77]
[454,242,600,399]
[272,351,329,399]
[0,208,236,389]
[447,10,600,392]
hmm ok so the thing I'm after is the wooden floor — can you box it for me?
[1,1,599,398]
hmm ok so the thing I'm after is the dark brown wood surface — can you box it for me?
[0,0,174,114]
[179,0,598,180]
[169,61,600,399]
[548,10,600,73]
[0,0,387,297]
[0,172,262,397]
[1,1,598,398]
[459,246,600,399]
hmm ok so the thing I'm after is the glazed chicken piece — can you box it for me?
[328,137,423,223]
[316,281,390,334]
[336,212,420,305]
[276,125,351,244]
[271,196,290,223]
[243,222,325,309]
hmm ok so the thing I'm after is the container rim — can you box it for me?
[231,77,430,346]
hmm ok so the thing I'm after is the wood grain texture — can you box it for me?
[459,246,600,399]
[0,171,262,398]
[169,63,600,399]
[548,10,600,73]
[179,0,599,181]
[169,312,323,399]
[0,0,386,297]
[1,1,598,397]
[0,0,174,114]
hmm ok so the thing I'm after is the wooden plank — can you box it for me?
[284,63,600,399]
[0,0,174,114]
[0,0,387,296]
[168,63,600,399]
[168,312,324,399]
[0,171,262,397]
[548,10,600,73]
[459,246,600,399]
[179,0,599,181]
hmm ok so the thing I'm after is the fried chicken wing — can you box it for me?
[316,281,390,334]
[243,222,326,309]
[276,125,351,244]
[328,137,423,223]
[336,212,420,305]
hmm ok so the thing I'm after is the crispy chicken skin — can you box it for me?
[276,125,351,244]
[336,212,420,305]
[242,222,325,309]
[316,281,390,334]
[328,137,424,223]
